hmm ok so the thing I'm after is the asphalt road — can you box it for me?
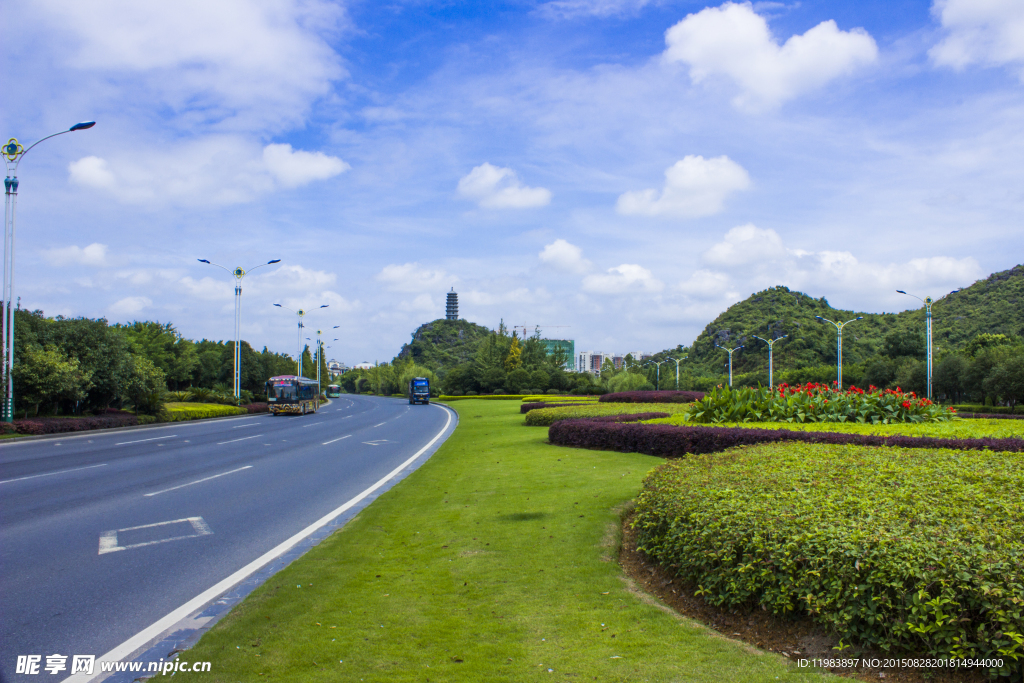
[0,395,453,682]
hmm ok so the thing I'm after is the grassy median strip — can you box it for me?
[173,399,833,682]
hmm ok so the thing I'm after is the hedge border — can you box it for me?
[548,419,1024,456]
[600,390,705,404]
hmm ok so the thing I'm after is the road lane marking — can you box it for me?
[373,422,386,427]
[216,434,264,445]
[301,421,324,428]
[143,466,253,497]
[115,435,177,446]
[0,463,108,485]
[98,517,212,555]
[65,404,454,683]
[322,435,351,445]
[231,423,259,429]
[363,439,391,446]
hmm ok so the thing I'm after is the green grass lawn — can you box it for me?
[171,399,833,682]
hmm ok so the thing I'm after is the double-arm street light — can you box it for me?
[645,359,672,390]
[896,290,934,399]
[666,356,687,390]
[275,303,328,376]
[714,344,743,387]
[3,121,96,422]
[752,335,787,389]
[816,316,862,389]
[198,258,280,400]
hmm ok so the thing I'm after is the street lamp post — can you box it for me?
[275,303,328,377]
[896,290,934,400]
[815,316,863,390]
[306,329,325,390]
[752,335,787,389]
[2,121,96,422]
[666,356,687,389]
[198,258,280,401]
[645,359,671,390]
[714,344,743,387]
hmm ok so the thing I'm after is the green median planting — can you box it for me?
[523,402,690,426]
[168,399,832,682]
[161,402,248,421]
[632,442,1024,677]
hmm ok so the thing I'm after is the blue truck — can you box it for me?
[408,377,430,404]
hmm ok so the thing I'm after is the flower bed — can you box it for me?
[599,390,704,403]
[524,402,689,426]
[548,419,1024,456]
[644,416,1024,440]
[632,442,1024,675]
[690,383,955,424]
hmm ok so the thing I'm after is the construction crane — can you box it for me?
[511,324,570,339]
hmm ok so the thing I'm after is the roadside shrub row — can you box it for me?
[600,390,704,404]
[161,402,248,422]
[645,415,1024,440]
[959,412,1024,420]
[632,443,1024,675]
[242,403,269,414]
[951,404,1019,415]
[438,394,530,401]
[520,402,584,414]
[524,402,689,426]
[548,419,1024,456]
[1,412,142,435]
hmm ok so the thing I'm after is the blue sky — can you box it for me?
[2,0,1023,364]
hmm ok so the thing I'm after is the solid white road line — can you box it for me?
[216,434,264,445]
[62,404,453,683]
[0,463,108,485]
[322,435,351,445]
[143,466,253,497]
[115,435,177,446]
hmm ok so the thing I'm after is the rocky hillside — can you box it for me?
[395,319,492,372]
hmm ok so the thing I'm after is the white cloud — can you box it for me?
[375,263,453,293]
[42,243,109,267]
[263,144,349,188]
[398,293,436,313]
[539,239,592,274]
[702,223,787,266]
[536,0,651,19]
[929,0,1024,79]
[108,296,152,317]
[677,269,734,298]
[35,0,346,131]
[616,155,750,218]
[663,1,878,110]
[582,264,664,294]
[457,163,552,209]
[67,138,346,205]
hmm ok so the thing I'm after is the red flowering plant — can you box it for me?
[688,382,956,424]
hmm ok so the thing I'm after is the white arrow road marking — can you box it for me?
[0,463,108,485]
[322,435,351,445]
[216,434,264,445]
[144,466,253,497]
[98,517,212,555]
[363,439,391,446]
[115,435,177,446]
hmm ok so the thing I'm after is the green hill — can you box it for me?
[395,319,492,372]
[648,263,1024,384]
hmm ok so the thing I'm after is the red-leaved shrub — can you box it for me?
[520,402,584,414]
[241,403,270,414]
[13,414,139,435]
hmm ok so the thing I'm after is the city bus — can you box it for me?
[266,375,320,415]
[326,384,341,398]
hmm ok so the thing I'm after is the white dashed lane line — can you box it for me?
[115,435,177,446]
[216,434,264,445]
[322,435,352,445]
[144,466,253,497]
[0,463,108,485]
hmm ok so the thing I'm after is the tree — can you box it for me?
[119,321,198,389]
[13,346,92,417]
[984,352,1024,412]
[123,354,167,415]
[504,334,523,372]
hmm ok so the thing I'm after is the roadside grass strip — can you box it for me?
[632,443,1024,677]
[170,399,830,682]
[524,402,690,426]
[162,402,248,422]
[644,416,1024,440]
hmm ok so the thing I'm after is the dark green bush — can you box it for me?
[632,443,1024,676]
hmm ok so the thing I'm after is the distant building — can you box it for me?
[327,359,348,375]
[353,362,373,370]
[446,288,458,320]
[542,339,575,371]
[577,351,610,376]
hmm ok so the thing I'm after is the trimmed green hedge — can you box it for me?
[438,395,531,401]
[951,404,1019,415]
[161,402,248,421]
[524,402,689,426]
[633,443,1024,676]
